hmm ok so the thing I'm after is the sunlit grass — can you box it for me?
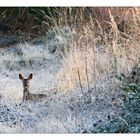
[0,7,140,133]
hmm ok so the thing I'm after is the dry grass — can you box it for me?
[1,7,140,133]
[54,8,140,94]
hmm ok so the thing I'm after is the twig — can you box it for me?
[85,56,92,103]
[85,56,90,91]
[77,69,84,96]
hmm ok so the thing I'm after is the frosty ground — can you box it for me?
[0,26,136,133]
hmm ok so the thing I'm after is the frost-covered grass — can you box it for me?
[0,77,121,133]
[1,8,140,133]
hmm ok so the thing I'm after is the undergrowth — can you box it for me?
[0,7,140,133]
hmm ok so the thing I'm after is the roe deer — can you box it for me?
[19,73,47,102]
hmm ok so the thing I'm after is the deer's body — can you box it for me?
[19,73,47,102]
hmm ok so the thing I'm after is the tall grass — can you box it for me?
[50,8,140,95]
[1,7,140,106]
[1,7,140,133]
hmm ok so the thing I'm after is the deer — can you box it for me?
[19,73,47,102]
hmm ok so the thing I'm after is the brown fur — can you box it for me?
[19,73,47,102]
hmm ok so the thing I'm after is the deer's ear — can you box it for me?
[28,73,33,80]
[19,74,24,80]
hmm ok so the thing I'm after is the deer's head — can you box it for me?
[19,73,33,89]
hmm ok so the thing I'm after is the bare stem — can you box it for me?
[77,69,84,96]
